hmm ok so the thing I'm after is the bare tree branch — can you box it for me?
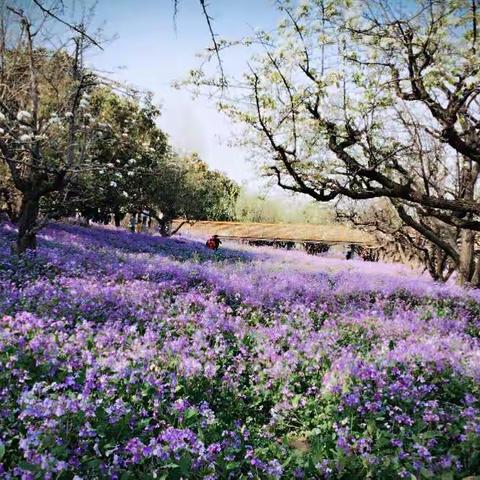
[31,0,103,50]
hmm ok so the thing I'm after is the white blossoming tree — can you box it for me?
[42,88,171,226]
[39,88,239,234]
[187,0,480,285]
[0,1,101,252]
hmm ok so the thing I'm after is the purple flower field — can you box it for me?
[0,222,479,479]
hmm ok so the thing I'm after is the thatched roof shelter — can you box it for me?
[172,220,374,245]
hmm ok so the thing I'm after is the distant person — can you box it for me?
[346,244,355,260]
[206,234,222,250]
[135,214,143,233]
[142,211,149,230]
[129,214,136,233]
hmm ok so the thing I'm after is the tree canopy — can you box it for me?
[0,1,238,249]
[187,0,480,285]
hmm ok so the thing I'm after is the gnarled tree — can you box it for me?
[188,0,480,285]
[0,1,101,252]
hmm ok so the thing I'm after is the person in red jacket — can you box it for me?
[206,235,222,250]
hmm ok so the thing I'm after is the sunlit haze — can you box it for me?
[88,0,279,189]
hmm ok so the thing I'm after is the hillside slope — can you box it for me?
[0,223,479,479]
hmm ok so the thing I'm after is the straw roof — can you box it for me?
[172,220,374,245]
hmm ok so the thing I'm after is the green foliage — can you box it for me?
[153,153,239,225]
[235,188,333,224]
[39,90,238,227]
[41,87,168,222]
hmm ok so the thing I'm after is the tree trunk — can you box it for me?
[16,194,40,254]
[471,256,480,287]
[114,211,123,227]
[457,159,478,285]
[159,218,171,237]
[458,229,476,285]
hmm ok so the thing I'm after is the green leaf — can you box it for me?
[420,467,434,478]
[85,458,102,469]
[179,455,192,475]
[17,462,39,472]
[292,394,302,408]
[184,408,197,421]
[226,461,241,470]
[440,472,454,480]
[367,420,376,435]
[86,336,95,350]
[0,443,5,460]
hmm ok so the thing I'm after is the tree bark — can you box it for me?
[114,211,123,227]
[159,218,171,237]
[16,194,40,254]
[456,159,478,285]
[471,255,480,286]
[458,229,476,285]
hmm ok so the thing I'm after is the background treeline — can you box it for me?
[235,189,333,224]
[0,82,239,241]
[0,2,238,251]
[41,89,240,230]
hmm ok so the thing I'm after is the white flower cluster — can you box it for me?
[48,113,61,125]
[16,111,32,123]
[79,93,90,110]
[19,134,32,143]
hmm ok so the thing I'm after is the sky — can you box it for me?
[85,0,280,189]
